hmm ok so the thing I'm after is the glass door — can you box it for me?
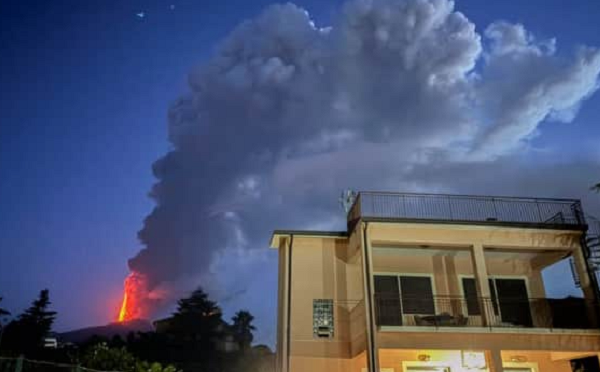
[495,279,532,327]
[374,276,402,326]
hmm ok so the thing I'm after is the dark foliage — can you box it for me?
[2,289,56,357]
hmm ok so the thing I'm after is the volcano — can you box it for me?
[60,319,154,344]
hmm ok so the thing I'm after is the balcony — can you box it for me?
[375,295,600,331]
[348,191,586,229]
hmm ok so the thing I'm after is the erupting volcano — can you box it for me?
[117,272,151,322]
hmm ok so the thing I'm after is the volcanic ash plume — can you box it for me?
[118,0,600,322]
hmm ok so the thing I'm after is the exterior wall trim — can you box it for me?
[379,326,600,335]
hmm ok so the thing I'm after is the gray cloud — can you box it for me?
[126,0,600,342]
[474,21,600,156]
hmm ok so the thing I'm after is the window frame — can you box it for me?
[374,272,437,316]
[458,275,531,317]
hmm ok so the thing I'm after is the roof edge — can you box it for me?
[270,230,348,248]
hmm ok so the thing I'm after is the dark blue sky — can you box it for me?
[1,0,600,343]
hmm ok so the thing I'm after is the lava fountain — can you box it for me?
[117,271,151,322]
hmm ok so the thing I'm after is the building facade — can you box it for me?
[270,192,600,372]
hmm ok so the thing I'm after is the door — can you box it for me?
[495,278,532,327]
[571,356,600,372]
[399,276,435,315]
[374,276,402,326]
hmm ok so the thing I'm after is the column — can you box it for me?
[486,349,504,372]
[572,247,599,327]
[572,247,596,300]
[470,243,493,326]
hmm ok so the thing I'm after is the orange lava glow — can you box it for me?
[117,272,149,322]
[118,292,128,322]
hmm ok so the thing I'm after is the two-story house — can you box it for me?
[270,191,600,372]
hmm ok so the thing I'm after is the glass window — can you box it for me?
[400,276,435,314]
[462,278,499,316]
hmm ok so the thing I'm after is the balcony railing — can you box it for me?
[375,295,600,330]
[349,191,586,228]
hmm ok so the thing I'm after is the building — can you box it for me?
[270,191,600,372]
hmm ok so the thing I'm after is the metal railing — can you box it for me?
[349,191,586,228]
[374,295,600,330]
[0,356,115,372]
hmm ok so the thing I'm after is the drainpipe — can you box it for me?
[362,222,379,372]
[286,235,294,372]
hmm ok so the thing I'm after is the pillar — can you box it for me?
[486,349,504,372]
[470,243,493,326]
[572,247,599,327]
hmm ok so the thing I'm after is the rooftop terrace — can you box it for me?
[348,191,587,230]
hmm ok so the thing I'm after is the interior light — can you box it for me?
[462,350,487,369]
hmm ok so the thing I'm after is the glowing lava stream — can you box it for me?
[117,271,151,322]
[118,291,128,322]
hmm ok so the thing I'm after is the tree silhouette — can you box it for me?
[0,297,10,318]
[231,310,255,351]
[3,289,56,356]
[592,183,600,193]
[169,287,223,363]
[19,289,56,334]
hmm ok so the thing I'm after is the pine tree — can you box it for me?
[3,289,56,355]
[19,289,57,334]
[170,287,223,354]
[231,310,255,351]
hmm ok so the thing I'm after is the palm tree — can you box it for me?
[231,310,255,351]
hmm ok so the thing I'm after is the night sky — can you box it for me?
[1,0,600,346]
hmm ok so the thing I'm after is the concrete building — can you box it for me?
[270,191,600,372]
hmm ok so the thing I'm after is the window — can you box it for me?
[374,275,435,319]
[461,277,532,326]
[400,276,435,314]
[313,299,334,338]
[461,278,499,316]
[375,276,402,326]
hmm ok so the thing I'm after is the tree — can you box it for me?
[0,297,10,318]
[592,183,600,193]
[2,289,56,356]
[231,310,255,351]
[81,343,178,372]
[169,287,224,365]
[19,289,56,335]
[0,297,10,352]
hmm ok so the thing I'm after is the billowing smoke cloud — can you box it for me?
[127,0,600,333]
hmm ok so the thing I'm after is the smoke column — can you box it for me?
[121,0,600,319]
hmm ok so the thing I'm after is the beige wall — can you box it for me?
[377,331,600,351]
[287,236,367,363]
